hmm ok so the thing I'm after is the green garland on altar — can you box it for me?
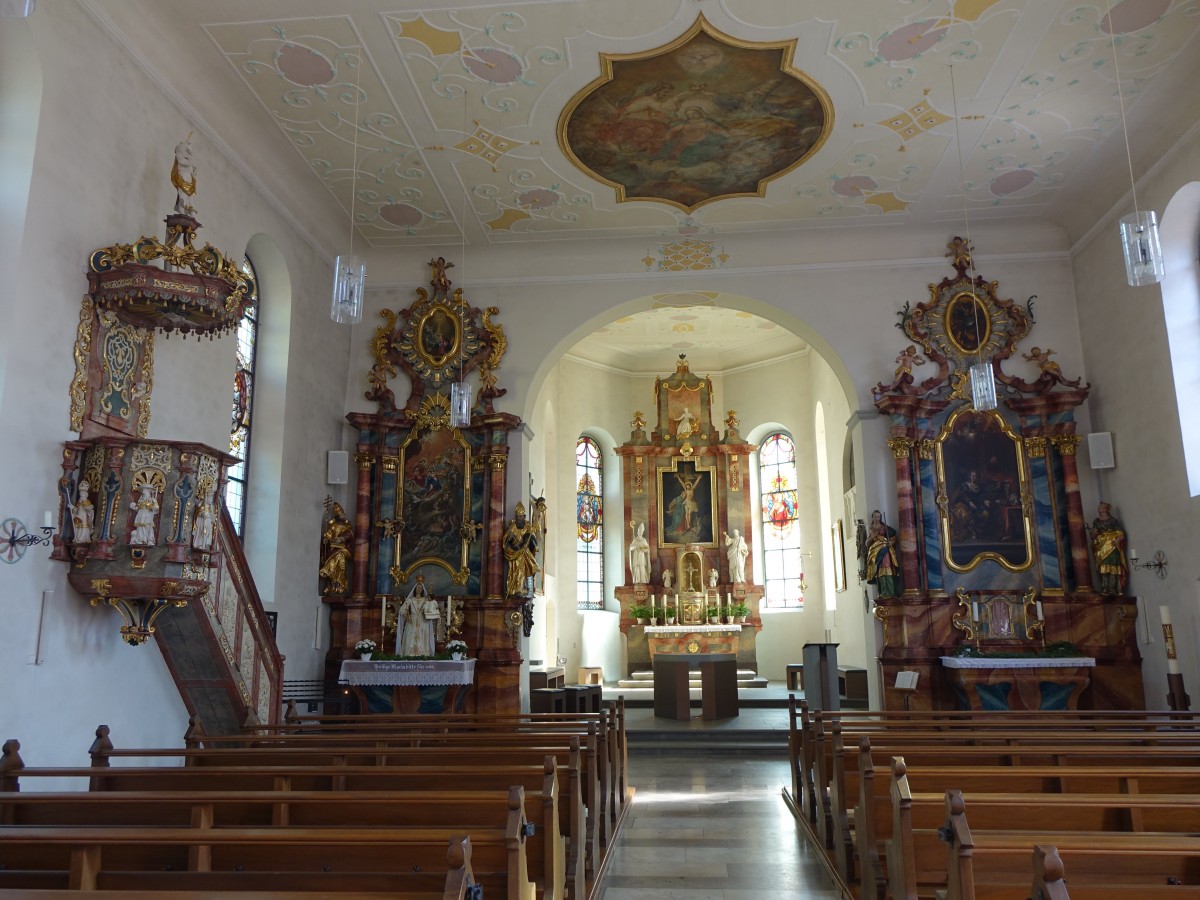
[953,641,1083,660]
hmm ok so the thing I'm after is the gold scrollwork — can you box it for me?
[873,605,892,647]
[916,440,936,460]
[887,437,914,459]
[137,332,154,438]
[1049,434,1080,456]
[381,456,399,473]
[951,587,977,641]
[69,298,95,433]
[478,306,507,398]
[1024,436,1047,459]
[489,454,506,471]
[634,456,644,494]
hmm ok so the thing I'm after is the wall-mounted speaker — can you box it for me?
[326,450,349,485]
[1087,432,1115,469]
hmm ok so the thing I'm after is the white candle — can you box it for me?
[650,594,656,609]
[1036,600,1044,620]
[1130,549,1138,562]
[1161,605,1181,674]
[43,510,53,529]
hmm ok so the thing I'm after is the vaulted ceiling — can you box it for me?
[86,0,1200,286]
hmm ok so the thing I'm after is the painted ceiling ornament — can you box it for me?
[873,236,1088,404]
[559,15,832,211]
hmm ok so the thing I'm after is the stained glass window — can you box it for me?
[759,432,803,608]
[576,436,604,610]
[225,257,259,538]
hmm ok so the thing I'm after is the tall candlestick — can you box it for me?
[1161,606,1181,674]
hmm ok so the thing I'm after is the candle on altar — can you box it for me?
[1161,605,1181,674]
[650,594,656,609]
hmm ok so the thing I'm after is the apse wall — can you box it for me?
[0,4,350,763]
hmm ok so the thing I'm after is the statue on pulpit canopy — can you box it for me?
[503,502,540,597]
[171,135,197,216]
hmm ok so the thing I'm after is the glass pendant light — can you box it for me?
[1108,0,1163,287]
[969,361,997,411]
[331,51,366,323]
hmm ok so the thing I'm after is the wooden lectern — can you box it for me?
[802,642,839,711]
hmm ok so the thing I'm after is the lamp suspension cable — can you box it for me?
[1106,0,1164,286]
[949,63,996,411]
[330,49,367,324]
[449,90,471,427]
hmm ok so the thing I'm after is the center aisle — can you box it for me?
[598,754,840,899]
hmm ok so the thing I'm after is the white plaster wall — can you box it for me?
[1070,128,1200,707]
[0,3,349,762]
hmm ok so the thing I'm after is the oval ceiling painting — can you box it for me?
[560,16,832,212]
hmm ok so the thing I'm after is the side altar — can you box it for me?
[870,238,1142,711]
[614,358,765,685]
[321,258,529,714]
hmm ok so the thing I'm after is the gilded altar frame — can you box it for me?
[935,407,1034,574]
[393,394,472,585]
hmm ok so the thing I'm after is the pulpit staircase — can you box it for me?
[151,509,283,734]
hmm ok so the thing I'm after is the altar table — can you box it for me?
[941,656,1095,711]
[653,653,738,721]
[338,659,475,714]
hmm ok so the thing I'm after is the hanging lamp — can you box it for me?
[449,90,471,428]
[331,50,366,324]
[949,64,996,411]
[1106,0,1164,286]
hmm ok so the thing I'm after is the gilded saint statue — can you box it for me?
[318,500,353,596]
[503,502,540,598]
[1089,501,1128,596]
[865,509,901,598]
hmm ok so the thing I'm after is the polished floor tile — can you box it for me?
[598,754,840,899]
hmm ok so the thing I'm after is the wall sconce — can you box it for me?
[0,515,55,564]
[1129,549,1168,579]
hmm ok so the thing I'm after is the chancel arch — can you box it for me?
[528,298,865,689]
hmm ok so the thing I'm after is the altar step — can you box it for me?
[624,727,788,757]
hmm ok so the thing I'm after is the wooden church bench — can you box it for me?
[89,725,606,868]
[0,821,534,899]
[0,784,565,900]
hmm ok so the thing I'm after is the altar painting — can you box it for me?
[396,421,471,583]
[657,460,715,546]
[936,409,1033,573]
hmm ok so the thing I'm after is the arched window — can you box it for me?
[575,436,604,610]
[225,257,259,537]
[759,432,803,608]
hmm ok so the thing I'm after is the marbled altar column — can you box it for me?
[1051,434,1091,592]
[887,436,922,595]
[484,448,509,600]
[351,449,372,599]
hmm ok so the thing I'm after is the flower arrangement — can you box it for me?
[354,638,378,653]
[446,639,468,656]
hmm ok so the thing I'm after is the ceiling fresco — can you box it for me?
[87,0,1200,277]
[561,18,831,211]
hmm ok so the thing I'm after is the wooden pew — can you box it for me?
[188,718,622,841]
[889,778,1200,899]
[0,784,567,900]
[3,741,587,899]
[0,817,536,899]
[0,833,478,900]
[265,703,629,823]
[88,725,604,879]
[852,747,1200,899]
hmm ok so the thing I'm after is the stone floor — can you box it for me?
[597,754,840,900]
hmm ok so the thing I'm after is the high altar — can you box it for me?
[614,358,765,683]
[870,238,1142,711]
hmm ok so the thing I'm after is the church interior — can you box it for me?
[3,1,1200,892]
